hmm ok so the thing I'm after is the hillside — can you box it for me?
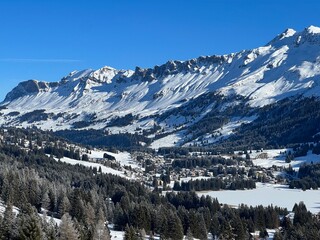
[1,26,320,149]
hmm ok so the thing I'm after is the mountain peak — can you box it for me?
[89,66,134,83]
[268,26,320,47]
[61,69,93,83]
[3,79,58,102]
[304,25,320,34]
[267,28,296,46]
[281,28,296,38]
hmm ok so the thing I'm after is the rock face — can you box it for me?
[4,80,58,102]
[1,26,320,146]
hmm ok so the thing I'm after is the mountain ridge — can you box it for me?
[1,26,320,148]
[4,26,320,103]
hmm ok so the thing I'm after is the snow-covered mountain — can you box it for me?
[1,26,320,147]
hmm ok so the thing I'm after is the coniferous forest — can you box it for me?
[0,128,320,239]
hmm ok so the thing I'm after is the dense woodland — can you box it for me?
[289,162,320,190]
[1,128,320,239]
[173,178,256,191]
[55,129,152,149]
[215,97,320,151]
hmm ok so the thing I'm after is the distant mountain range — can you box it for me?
[1,26,320,149]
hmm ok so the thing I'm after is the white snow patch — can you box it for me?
[54,156,128,178]
[252,149,320,170]
[291,151,320,169]
[110,229,124,240]
[0,201,19,215]
[89,150,139,169]
[199,182,320,213]
[0,201,61,225]
[306,25,320,34]
[150,132,183,149]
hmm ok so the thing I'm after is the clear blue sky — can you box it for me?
[1,0,320,101]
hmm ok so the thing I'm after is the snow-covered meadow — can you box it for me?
[52,148,145,180]
[249,149,320,170]
[55,156,127,178]
[199,182,320,214]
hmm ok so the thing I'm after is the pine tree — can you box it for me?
[69,190,85,221]
[0,202,15,239]
[189,211,207,240]
[17,214,43,240]
[186,227,194,240]
[58,213,79,240]
[124,224,138,240]
[45,218,58,240]
[58,195,71,218]
[167,212,184,240]
[1,174,13,204]
[210,214,220,238]
[41,192,51,212]
[84,202,96,237]
[219,220,235,240]
[231,216,246,240]
[114,203,126,230]
[92,219,111,240]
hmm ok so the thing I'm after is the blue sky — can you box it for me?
[1,0,320,101]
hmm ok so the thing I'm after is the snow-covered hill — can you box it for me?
[1,26,320,147]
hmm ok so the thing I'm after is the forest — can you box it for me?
[0,128,320,239]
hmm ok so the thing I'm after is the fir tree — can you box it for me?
[58,195,71,218]
[45,218,58,240]
[167,212,184,240]
[92,219,111,240]
[219,220,235,240]
[58,213,79,240]
[17,214,43,240]
[124,224,138,240]
[186,227,194,240]
[0,202,16,239]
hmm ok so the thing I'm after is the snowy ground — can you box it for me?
[290,151,320,169]
[53,148,145,179]
[184,116,257,146]
[250,149,320,170]
[198,182,320,213]
[54,156,128,178]
[0,201,20,215]
[88,149,140,169]
[110,229,124,239]
[249,149,290,168]
[149,132,184,149]
[0,201,61,225]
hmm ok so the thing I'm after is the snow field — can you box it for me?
[199,182,320,214]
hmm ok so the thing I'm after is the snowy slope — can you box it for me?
[1,26,320,137]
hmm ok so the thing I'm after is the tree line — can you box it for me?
[173,177,256,191]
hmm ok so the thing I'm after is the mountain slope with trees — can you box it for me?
[0,128,320,239]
